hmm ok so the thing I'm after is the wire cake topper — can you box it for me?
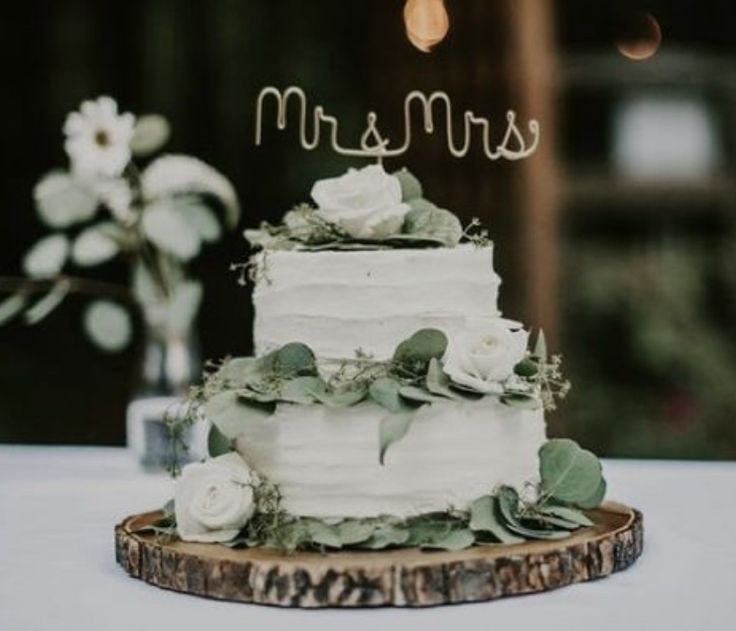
[255,86,540,163]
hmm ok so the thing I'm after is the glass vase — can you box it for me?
[126,321,207,471]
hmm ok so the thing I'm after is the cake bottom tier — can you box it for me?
[234,398,547,519]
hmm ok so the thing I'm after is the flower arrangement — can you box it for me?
[0,96,240,351]
[244,164,486,253]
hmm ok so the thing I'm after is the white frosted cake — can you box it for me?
[169,164,604,551]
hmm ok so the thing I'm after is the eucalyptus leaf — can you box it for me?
[500,392,541,410]
[513,358,539,378]
[220,357,261,388]
[393,328,448,376]
[539,439,604,506]
[270,343,317,378]
[358,524,410,549]
[334,520,376,545]
[72,223,120,267]
[0,293,28,326]
[468,496,524,544]
[23,279,70,325]
[378,412,416,465]
[496,487,569,540]
[83,300,132,352]
[425,358,462,400]
[405,519,452,546]
[207,423,232,457]
[576,477,607,510]
[398,385,446,404]
[370,377,417,413]
[304,520,342,548]
[393,168,423,201]
[131,114,171,156]
[23,234,69,278]
[204,391,273,439]
[421,529,475,551]
[313,386,367,408]
[403,201,463,246]
[280,376,327,404]
[33,171,98,229]
[539,504,594,527]
[142,199,202,260]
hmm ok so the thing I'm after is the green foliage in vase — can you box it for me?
[0,95,240,352]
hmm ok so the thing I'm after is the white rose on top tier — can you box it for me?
[443,319,529,394]
[174,453,255,543]
[311,164,410,239]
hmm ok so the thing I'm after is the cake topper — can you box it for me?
[255,86,540,163]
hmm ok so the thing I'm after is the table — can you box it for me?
[0,446,734,631]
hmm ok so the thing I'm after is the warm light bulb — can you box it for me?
[615,12,662,61]
[404,0,450,53]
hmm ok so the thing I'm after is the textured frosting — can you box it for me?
[235,398,545,519]
[253,245,501,361]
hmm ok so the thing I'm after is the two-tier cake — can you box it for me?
[164,164,605,551]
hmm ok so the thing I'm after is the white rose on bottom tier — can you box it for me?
[443,319,529,394]
[174,452,255,543]
[311,164,409,239]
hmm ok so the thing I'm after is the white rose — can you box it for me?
[174,452,255,543]
[310,164,409,239]
[443,319,529,394]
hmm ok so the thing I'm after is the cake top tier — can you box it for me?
[253,245,502,362]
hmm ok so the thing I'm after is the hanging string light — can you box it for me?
[403,0,450,53]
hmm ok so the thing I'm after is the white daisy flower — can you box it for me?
[63,96,135,178]
[91,177,135,225]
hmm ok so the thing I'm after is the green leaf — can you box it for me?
[393,168,423,201]
[0,293,28,326]
[220,357,261,388]
[405,519,452,546]
[576,477,607,510]
[130,114,171,156]
[83,300,132,352]
[369,377,416,413]
[425,358,462,400]
[23,234,69,278]
[312,386,367,408]
[513,358,538,378]
[270,343,317,378]
[393,328,448,376]
[142,199,202,260]
[358,524,410,549]
[72,223,120,267]
[398,385,446,404]
[334,520,376,545]
[204,391,273,439]
[496,487,569,540]
[304,520,342,548]
[403,200,463,246]
[33,171,98,229]
[421,529,475,551]
[207,423,232,457]
[141,154,240,229]
[469,496,524,544]
[539,439,604,506]
[24,279,70,325]
[378,412,415,465]
[500,392,541,410]
[280,376,327,404]
[538,504,594,527]
[533,330,548,362]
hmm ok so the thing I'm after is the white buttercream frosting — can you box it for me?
[253,245,501,362]
[235,397,546,519]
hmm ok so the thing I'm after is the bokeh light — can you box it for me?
[615,12,662,61]
[403,0,450,53]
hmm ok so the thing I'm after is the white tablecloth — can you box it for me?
[0,446,734,631]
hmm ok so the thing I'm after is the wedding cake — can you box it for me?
[168,164,606,551]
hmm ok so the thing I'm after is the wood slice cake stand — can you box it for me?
[115,501,643,608]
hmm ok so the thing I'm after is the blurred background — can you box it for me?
[1,0,735,459]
